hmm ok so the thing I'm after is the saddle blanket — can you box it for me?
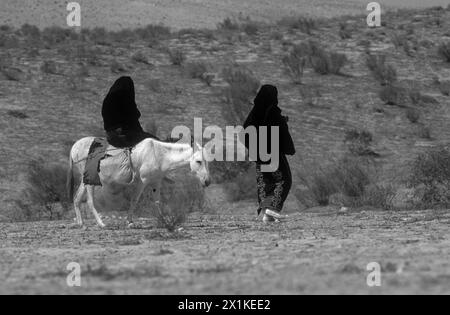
[83,138,133,186]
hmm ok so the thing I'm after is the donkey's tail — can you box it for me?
[67,148,75,202]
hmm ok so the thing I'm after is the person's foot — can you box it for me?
[265,209,289,220]
[263,214,279,224]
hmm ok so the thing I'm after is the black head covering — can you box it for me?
[252,85,279,123]
[102,76,141,131]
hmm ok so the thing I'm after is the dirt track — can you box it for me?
[1,208,449,295]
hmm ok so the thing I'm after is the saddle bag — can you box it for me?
[99,150,133,185]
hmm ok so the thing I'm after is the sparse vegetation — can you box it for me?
[299,157,372,207]
[379,84,407,106]
[438,42,450,62]
[278,16,317,35]
[7,110,28,119]
[308,42,347,75]
[15,160,69,221]
[221,64,260,124]
[147,175,205,232]
[406,107,420,123]
[131,51,151,64]
[110,59,127,73]
[344,129,377,157]
[366,54,397,85]
[282,47,307,84]
[409,147,450,208]
[167,48,186,66]
[41,60,59,75]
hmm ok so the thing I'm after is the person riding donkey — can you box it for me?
[102,76,159,147]
[83,76,159,186]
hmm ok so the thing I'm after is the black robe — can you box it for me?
[102,76,142,132]
[243,85,296,164]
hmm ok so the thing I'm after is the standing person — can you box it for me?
[102,76,159,148]
[243,85,296,223]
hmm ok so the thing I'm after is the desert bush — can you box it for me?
[439,81,450,96]
[167,48,186,66]
[406,107,420,123]
[299,157,371,206]
[1,67,23,81]
[186,61,207,79]
[339,22,352,39]
[418,125,432,139]
[379,84,407,106]
[0,33,19,48]
[282,50,307,84]
[131,50,150,64]
[42,26,77,46]
[15,159,69,221]
[217,18,240,31]
[41,60,59,75]
[344,129,376,157]
[361,184,396,210]
[224,167,256,202]
[242,22,259,36]
[299,84,321,107]
[222,64,260,123]
[409,147,450,208]
[278,17,317,35]
[136,24,171,42]
[86,27,111,45]
[308,42,347,75]
[19,24,40,38]
[110,59,127,73]
[438,42,450,62]
[147,175,205,232]
[409,90,439,105]
[366,54,397,85]
[7,110,28,119]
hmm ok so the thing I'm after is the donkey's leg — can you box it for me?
[127,182,146,226]
[86,185,106,228]
[74,183,86,226]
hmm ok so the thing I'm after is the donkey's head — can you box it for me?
[190,143,211,187]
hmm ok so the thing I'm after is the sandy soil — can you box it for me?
[0,0,449,30]
[1,208,449,295]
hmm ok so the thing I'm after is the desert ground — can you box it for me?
[1,1,450,295]
[1,209,450,295]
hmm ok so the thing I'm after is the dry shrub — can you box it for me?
[278,16,317,35]
[167,48,185,66]
[185,61,213,85]
[344,129,376,157]
[308,42,347,75]
[41,60,59,75]
[379,84,407,106]
[282,50,307,84]
[366,54,397,85]
[409,147,450,208]
[221,64,260,123]
[223,167,256,202]
[361,184,396,210]
[131,51,150,64]
[298,157,374,207]
[146,175,206,232]
[438,42,450,62]
[406,107,420,123]
[14,159,70,221]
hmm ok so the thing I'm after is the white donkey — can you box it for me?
[67,137,211,228]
